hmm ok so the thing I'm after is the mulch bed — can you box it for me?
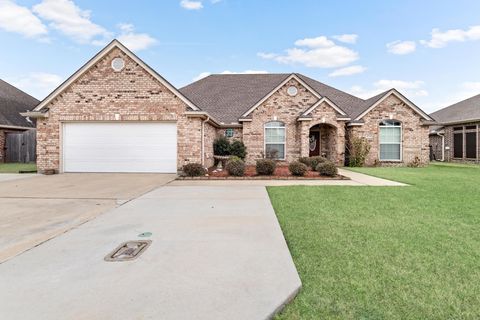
[177,165,349,180]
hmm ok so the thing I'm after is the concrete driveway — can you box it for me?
[0,173,175,262]
[0,185,301,320]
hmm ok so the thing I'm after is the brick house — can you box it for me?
[0,79,37,163]
[429,95,480,163]
[24,40,434,173]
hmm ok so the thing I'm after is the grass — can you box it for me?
[0,162,36,173]
[268,164,480,319]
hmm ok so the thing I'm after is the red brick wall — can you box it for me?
[36,47,202,173]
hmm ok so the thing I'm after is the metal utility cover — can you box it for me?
[105,240,152,262]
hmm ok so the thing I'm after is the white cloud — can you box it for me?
[9,72,63,99]
[350,80,428,99]
[117,23,157,51]
[294,36,335,48]
[386,40,416,55]
[328,65,366,77]
[33,0,111,44]
[259,35,359,68]
[211,0,222,3]
[180,0,203,10]
[193,70,268,81]
[420,25,480,48]
[0,0,48,38]
[332,34,358,44]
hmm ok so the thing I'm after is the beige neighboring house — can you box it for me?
[23,40,434,174]
[429,94,480,163]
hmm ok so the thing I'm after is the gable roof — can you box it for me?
[33,39,199,113]
[430,94,480,124]
[354,89,433,121]
[180,74,291,124]
[180,73,432,123]
[0,79,38,128]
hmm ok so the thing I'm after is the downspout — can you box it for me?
[436,132,445,161]
[201,116,210,167]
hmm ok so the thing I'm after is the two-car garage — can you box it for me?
[62,122,177,173]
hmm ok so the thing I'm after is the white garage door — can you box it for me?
[63,122,177,173]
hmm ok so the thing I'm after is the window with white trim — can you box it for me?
[379,120,402,161]
[265,121,286,160]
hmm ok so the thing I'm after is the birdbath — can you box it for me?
[213,155,230,170]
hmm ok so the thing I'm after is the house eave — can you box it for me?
[20,111,49,118]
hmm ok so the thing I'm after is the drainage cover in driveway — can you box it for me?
[104,240,151,262]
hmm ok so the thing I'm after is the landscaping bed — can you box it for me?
[177,165,348,180]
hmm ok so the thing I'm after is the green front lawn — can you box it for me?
[269,164,480,319]
[0,162,37,173]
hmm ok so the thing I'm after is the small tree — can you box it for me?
[347,136,371,167]
[213,136,231,156]
[230,140,247,160]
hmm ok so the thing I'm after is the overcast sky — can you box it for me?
[1,0,480,113]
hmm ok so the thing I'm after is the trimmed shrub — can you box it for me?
[183,163,206,177]
[226,156,245,176]
[213,136,231,156]
[230,140,247,160]
[316,161,338,177]
[299,156,327,170]
[288,161,308,176]
[256,159,276,176]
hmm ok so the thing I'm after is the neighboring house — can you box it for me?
[23,40,434,174]
[0,79,38,162]
[429,95,480,163]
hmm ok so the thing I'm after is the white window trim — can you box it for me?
[264,121,286,160]
[379,121,403,162]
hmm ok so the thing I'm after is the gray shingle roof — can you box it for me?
[179,73,390,123]
[179,74,291,123]
[430,94,480,124]
[0,79,38,128]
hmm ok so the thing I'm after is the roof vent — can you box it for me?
[287,86,298,96]
[111,57,125,72]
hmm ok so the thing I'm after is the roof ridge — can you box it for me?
[295,73,366,102]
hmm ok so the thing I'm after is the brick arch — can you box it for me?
[308,122,338,161]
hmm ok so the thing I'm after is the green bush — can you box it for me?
[347,136,371,167]
[316,161,338,177]
[213,136,231,156]
[288,161,308,176]
[299,156,327,170]
[183,163,206,177]
[226,156,245,176]
[230,140,247,160]
[256,159,276,175]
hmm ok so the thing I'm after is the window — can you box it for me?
[466,131,477,159]
[453,131,463,158]
[225,128,234,138]
[379,120,402,161]
[265,121,286,159]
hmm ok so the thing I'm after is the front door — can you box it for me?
[309,131,320,157]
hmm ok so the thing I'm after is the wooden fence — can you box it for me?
[5,129,36,163]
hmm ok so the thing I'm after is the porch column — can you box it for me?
[336,122,346,165]
[299,121,310,158]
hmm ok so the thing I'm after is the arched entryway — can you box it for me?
[308,123,337,161]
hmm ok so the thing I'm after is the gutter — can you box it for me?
[20,111,49,118]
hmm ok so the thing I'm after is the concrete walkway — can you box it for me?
[0,185,301,320]
[170,168,406,187]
